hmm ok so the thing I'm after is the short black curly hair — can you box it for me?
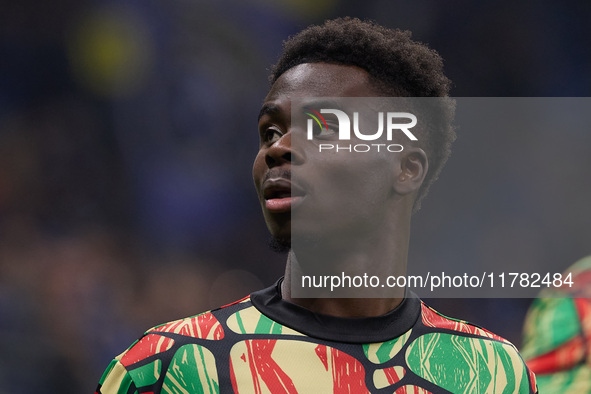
[270,17,456,211]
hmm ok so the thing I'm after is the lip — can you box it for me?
[262,178,306,213]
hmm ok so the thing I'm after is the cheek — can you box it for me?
[315,154,394,195]
[252,150,266,194]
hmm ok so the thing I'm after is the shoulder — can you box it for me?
[96,295,252,394]
[405,302,538,393]
[419,301,508,340]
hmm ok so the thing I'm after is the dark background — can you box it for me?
[1,0,590,392]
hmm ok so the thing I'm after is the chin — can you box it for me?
[264,212,291,234]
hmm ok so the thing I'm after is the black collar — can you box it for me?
[250,278,421,343]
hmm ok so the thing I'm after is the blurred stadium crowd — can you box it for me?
[0,0,590,392]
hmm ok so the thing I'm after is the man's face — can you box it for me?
[253,63,402,248]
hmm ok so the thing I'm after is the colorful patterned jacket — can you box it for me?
[522,256,591,393]
[97,280,537,393]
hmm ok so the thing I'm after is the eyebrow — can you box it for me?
[301,99,344,111]
[257,99,346,122]
[258,104,281,122]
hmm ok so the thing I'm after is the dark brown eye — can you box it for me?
[264,128,283,144]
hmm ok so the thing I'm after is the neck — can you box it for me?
[281,216,410,318]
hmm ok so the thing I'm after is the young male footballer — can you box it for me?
[96,18,537,393]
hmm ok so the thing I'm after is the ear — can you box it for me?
[393,147,428,195]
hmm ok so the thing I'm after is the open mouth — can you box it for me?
[263,181,305,213]
[264,188,292,200]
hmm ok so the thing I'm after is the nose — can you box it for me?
[265,131,298,168]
